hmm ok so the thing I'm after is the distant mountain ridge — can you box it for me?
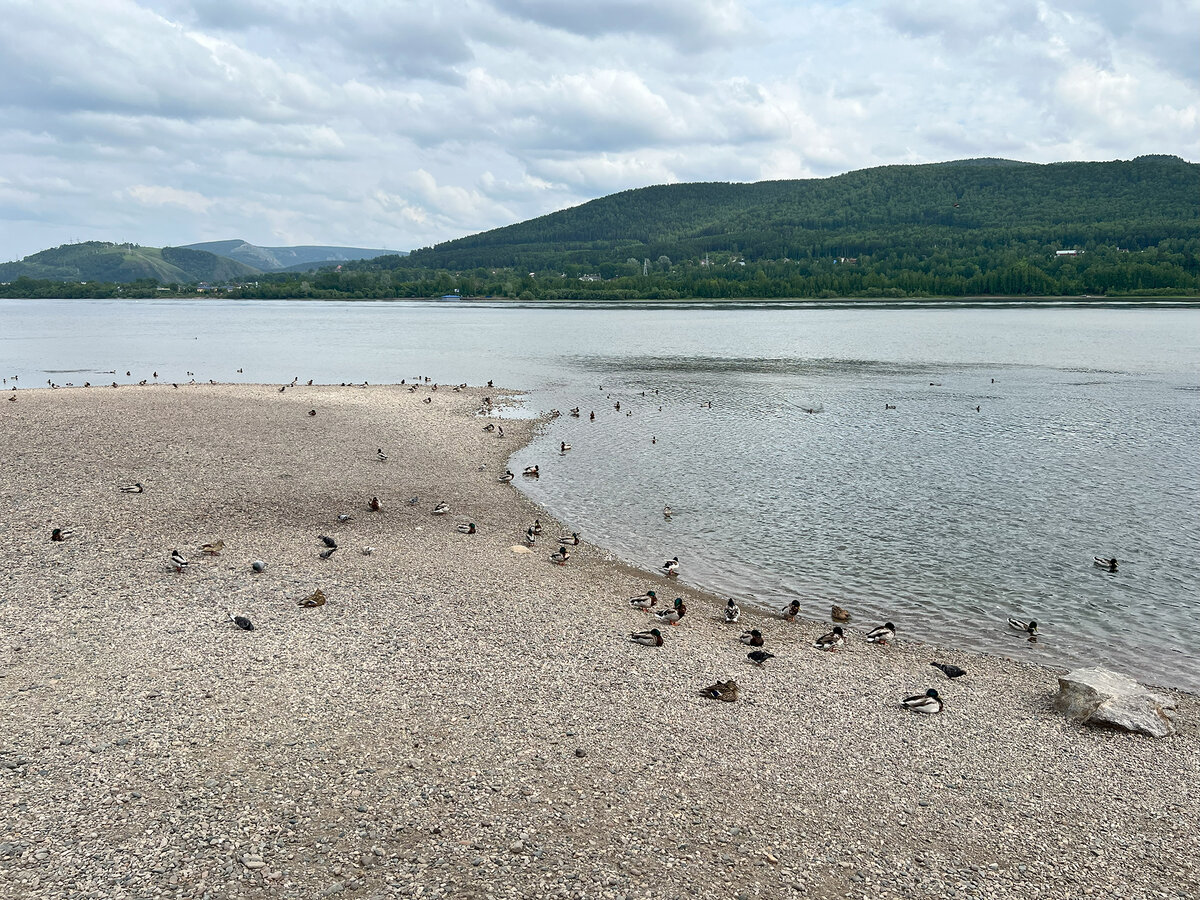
[0,242,259,284]
[181,240,405,272]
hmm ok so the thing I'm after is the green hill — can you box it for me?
[0,242,261,283]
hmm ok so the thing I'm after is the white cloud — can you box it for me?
[127,185,214,213]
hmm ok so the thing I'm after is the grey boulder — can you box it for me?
[1054,666,1177,738]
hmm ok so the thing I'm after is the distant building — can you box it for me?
[579,274,602,282]
[1055,249,1081,256]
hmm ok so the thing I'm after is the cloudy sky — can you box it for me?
[1,0,1196,261]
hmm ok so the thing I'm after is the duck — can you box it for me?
[1094,556,1118,572]
[200,540,224,555]
[814,626,845,651]
[499,470,514,483]
[930,662,967,679]
[781,600,801,622]
[654,598,686,626]
[50,527,72,542]
[531,520,543,535]
[747,650,775,666]
[368,497,381,511]
[723,598,741,623]
[865,622,896,645]
[230,614,254,631]
[557,532,581,546]
[523,527,537,546]
[308,409,316,417]
[630,628,663,647]
[377,449,388,461]
[1008,617,1038,636]
[569,408,580,417]
[663,506,672,518]
[361,546,375,556]
[119,482,144,493]
[661,556,679,577]
[629,590,658,611]
[522,465,539,477]
[170,549,189,573]
[560,442,572,452]
[740,629,764,647]
[431,502,450,515]
[457,523,476,535]
[831,604,851,622]
[297,588,326,608]
[699,679,738,702]
[550,546,570,565]
[902,688,943,714]
[318,535,338,549]
[483,423,495,432]
[497,426,505,437]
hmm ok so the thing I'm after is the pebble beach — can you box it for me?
[1,383,1197,900]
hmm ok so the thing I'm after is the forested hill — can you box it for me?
[0,242,259,284]
[373,155,1197,272]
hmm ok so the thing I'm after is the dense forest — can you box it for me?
[3,156,1197,300]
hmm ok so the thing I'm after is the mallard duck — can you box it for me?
[902,688,943,714]
[230,614,254,631]
[298,588,326,608]
[522,465,539,477]
[630,628,663,647]
[523,526,537,546]
[51,527,72,542]
[663,505,672,518]
[318,535,337,549]
[629,590,658,611]
[457,523,476,534]
[814,626,845,651]
[200,540,224,555]
[747,650,775,666]
[308,409,316,417]
[569,408,580,417]
[483,423,495,432]
[560,442,571,452]
[1094,556,1118,571]
[361,546,375,556]
[781,600,801,621]
[119,482,144,493]
[499,470,514,482]
[368,497,381,511]
[377,449,388,461]
[531,520,543,535]
[931,662,967,679]
[497,426,505,437]
[661,556,679,577]
[723,598,741,623]
[1008,617,1038,635]
[432,502,450,515]
[170,549,189,572]
[700,679,738,702]
[557,532,581,545]
[654,598,686,626]
[740,629,764,647]
[550,546,570,565]
[831,604,851,622]
[865,622,895,644]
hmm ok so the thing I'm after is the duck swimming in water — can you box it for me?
[523,465,539,477]
[1094,556,1118,572]
[902,688,943,714]
[814,626,845,651]
[1008,617,1038,636]
[661,557,679,577]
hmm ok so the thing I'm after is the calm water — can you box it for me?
[4,298,1199,691]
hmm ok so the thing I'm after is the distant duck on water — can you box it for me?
[1008,617,1038,636]
[1094,556,1118,572]
[523,465,539,477]
[661,556,679,577]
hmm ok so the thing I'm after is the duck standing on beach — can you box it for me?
[522,526,537,546]
[723,598,741,623]
[499,470,514,482]
[629,590,658,611]
[781,600,801,622]
[630,628,663,647]
[169,549,188,573]
[865,622,896,645]
[369,497,381,511]
[740,629,764,647]
[902,688,943,714]
[51,527,72,542]
[432,502,450,515]
[531,519,543,535]
[655,597,686,626]
[814,625,845,651]
[119,482,144,493]
[557,531,581,545]
[550,545,570,565]
[457,523,476,535]
[1008,617,1038,636]
[377,448,388,461]
[661,556,679,577]
[200,540,224,555]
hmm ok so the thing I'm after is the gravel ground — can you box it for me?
[1,383,1197,900]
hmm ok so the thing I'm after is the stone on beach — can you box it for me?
[1053,666,1177,738]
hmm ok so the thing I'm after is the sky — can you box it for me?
[1,0,1197,262]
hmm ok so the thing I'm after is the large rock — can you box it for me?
[1054,667,1177,738]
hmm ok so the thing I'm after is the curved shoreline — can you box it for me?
[1,382,1196,900]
